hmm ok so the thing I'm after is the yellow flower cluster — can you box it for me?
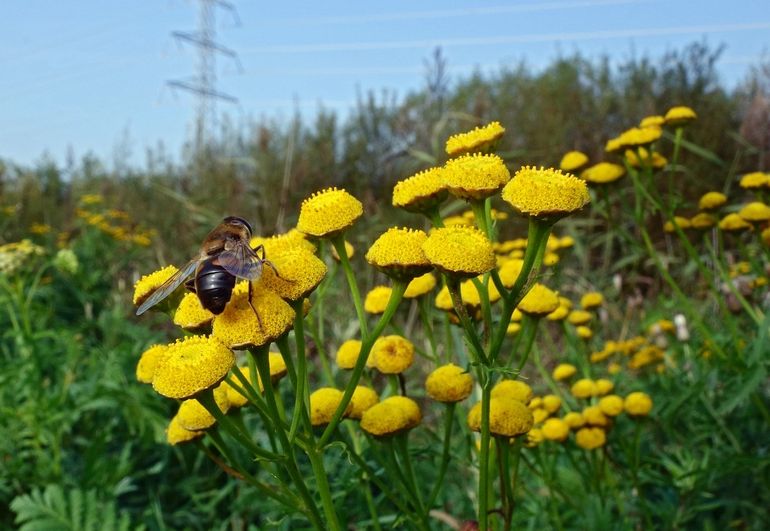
[365,227,431,279]
[467,397,534,437]
[297,187,363,237]
[422,226,496,277]
[392,167,448,212]
[581,162,625,184]
[425,364,473,403]
[0,239,45,275]
[360,396,422,436]
[445,121,505,157]
[502,166,590,219]
[152,336,235,399]
[443,153,511,200]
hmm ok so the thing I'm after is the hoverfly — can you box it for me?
[135,216,278,325]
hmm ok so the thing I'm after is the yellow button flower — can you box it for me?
[582,405,609,427]
[598,394,624,417]
[166,415,204,446]
[364,285,392,314]
[365,227,432,279]
[580,162,625,184]
[177,385,231,431]
[552,363,576,381]
[506,322,521,336]
[497,258,523,288]
[664,105,697,126]
[221,366,252,407]
[422,226,495,278]
[425,363,473,403]
[251,229,316,257]
[445,121,505,157]
[443,153,511,200]
[698,191,728,210]
[212,283,295,349]
[546,304,569,321]
[310,388,351,426]
[467,397,534,437]
[174,292,214,332]
[297,187,363,237]
[360,396,422,437]
[576,326,593,340]
[664,216,692,233]
[719,213,752,232]
[739,202,770,222]
[259,247,327,301]
[595,378,614,395]
[152,336,235,400]
[639,115,665,128]
[542,418,570,442]
[739,171,770,190]
[542,394,562,414]
[330,239,355,261]
[502,166,590,219]
[625,148,667,170]
[559,151,589,172]
[404,272,437,298]
[571,378,597,399]
[526,427,544,447]
[136,344,170,384]
[617,126,663,148]
[392,167,448,213]
[580,292,604,310]
[625,391,653,416]
[372,335,414,374]
[133,265,178,307]
[336,339,363,370]
[568,309,593,325]
[491,379,533,404]
[532,407,550,424]
[434,285,454,311]
[575,427,606,449]
[690,212,717,230]
[563,411,585,429]
[518,283,560,317]
[348,386,380,420]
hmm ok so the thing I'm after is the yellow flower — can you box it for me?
[174,293,214,332]
[532,407,550,424]
[133,265,178,307]
[719,213,752,232]
[136,344,170,384]
[582,405,609,427]
[552,363,577,381]
[468,397,534,437]
[434,285,454,311]
[625,148,668,169]
[392,167,448,212]
[541,418,570,442]
[251,229,316,257]
[639,115,665,128]
[542,394,562,414]
[458,276,501,308]
[443,153,511,200]
[580,292,603,310]
[604,136,624,153]
[762,226,770,246]
[518,283,560,317]
[349,386,380,420]
[310,388,350,426]
[29,222,52,235]
[595,379,614,396]
[543,252,559,267]
[371,335,414,374]
[739,171,770,190]
[445,121,505,157]
[563,412,585,429]
[80,194,103,205]
[528,397,542,409]
[698,191,728,210]
[664,105,697,126]
[739,202,770,222]
[546,304,569,321]
[212,283,295,349]
[576,326,593,339]
[177,385,231,430]
[598,395,624,417]
[559,151,589,172]
[422,226,495,278]
[336,339,363,369]
[425,363,473,403]
[625,391,653,416]
[575,427,606,449]
[567,309,593,325]
[526,427,544,447]
[360,396,422,436]
[608,361,622,374]
[152,336,234,400]
[559,236,574,248]
[506,322,521,336]
[491,379,533,404]
[297,188,363,237]
[664,216,692,233]
[502,166,590,219]
[259,247,327,301]
[571,378,597,399]
[166,415,205,445]
[497,259,523,288]
[330,239,355,261]
[364,285,392,314]
[443,214,472,227]
[404,272,437,298]
[617,126,662,148]
[365,227,431,279]
[221,366,253,407]
[690,212,717,230]
[580,162,625,184]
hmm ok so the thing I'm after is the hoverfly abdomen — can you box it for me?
[194,259,237,314]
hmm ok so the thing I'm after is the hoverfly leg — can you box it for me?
[247,281,264,330]
[264,259,294,283]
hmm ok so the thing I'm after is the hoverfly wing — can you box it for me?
[135,259,200,315]
[218,243,262,281]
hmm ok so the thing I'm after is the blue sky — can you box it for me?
[1,0,768,167]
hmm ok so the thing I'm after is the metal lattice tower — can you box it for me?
[167,0,240,150]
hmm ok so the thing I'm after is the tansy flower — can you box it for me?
[445,121,505,157]
[739,171,770,190]
[575,427,606,449]
[366,227,431,279]
[166,415,204,445]
[133,265,178,307]
[698,191,728,210]
[221,366,253,407]
[625,148,667,169]
[616,126,662,148]
[459,276,501,307]
[404,272,437,298]
[664,105,697,126]
[259,247,326,301]
[212,283,295,349]
[371,335,414,374]
[738,202,770,222]
[502,166,590,220]
[576,326,593,339]
[542,394,562,413]
[136,344,170,384]
[532,407,550,424]
[640,115,665,128]
[552,363,577,381]
[526,428,544,447]
[664,216,692,233]
[491,380,533,404]
[336,339,363,369]
[568,309,592,325]
[518,283,560,317]
[310,388,350,426]
[546,304,569,321]
[364,285,392,314]
[467,397,534,437]
[422,227,495,278]
[559,236,575,248]
[559,151,589,172]
[434,285,454,311]
[580,162,625,184]
[174,292,214,332]
[152,336,234,400]
[177,385,231,431]
[598,395,624,417]
[506,322,521,335]
[425,363,473,403]
[331,240,355,261]
[625,391,653,416]
[580,292,603,309]
[719,213,752,232]
[392,167,448,213]
[251,229,316,257]
[443,153,511,200]
[543,252,560,266]
[608,362,622,375]
[571,378,598,399]
[690,212,716,230]
[604,136,624,153]
[498,258,523,288]
[348,386,379,420]
[297,188,363,237]
[542,418,570,442]
[528,397,542,409]
[582,406,609,427]
[563,411,585,429]
[595,378,614,395]
[443,214,472,227]
[360,396,421,436]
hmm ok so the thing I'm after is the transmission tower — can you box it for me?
[167,0,241,150]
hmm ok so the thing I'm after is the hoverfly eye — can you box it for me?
[223,216,252,234]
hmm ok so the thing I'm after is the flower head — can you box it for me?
[568,309,593,325]
[739,202,770,222]
[136,344,170,384]
[497,259,523,288]
[336,339,363,369]
[443,153,511,200]
[174,292,214,332]
[445,121,505,157]
[425,364,473,403]
[177,385,231,430]
[575,427,606,449]
[542,394,562,413]
[491,380,533,404]
[598,394,624,416]
[690,212,716,230]
[366,227,431,279]
[467,398,534,437]
[719,213,752,232]
[372,335,414,374]
[664,216,692,233]
[563,411,585,429]
[559,151,589,172]
[576,326,593,339]
[392,167,448,212]
[582,406,609,427]
[542,418,570,442]
[404,272,437,298]
[166,415,205,445]
[571,378,598,399]
[639,115,665,128]
[251,230,316,257]
[580,162,625,184]
[259,247,327,301]
[310,388,350,426]
[152,336,234,399]
[502,166,590,220]
[360,396,422,436]
[348,386,380,420]
[518,283,560,317]
[297,188,363,237]
[698,191,728,210]
[364,285,392,314]
[739,171,770,190]
[625,148,667,170]
[625,391,653,416]
[552,363,576,381]
[422,226,495,278]
[617,126,662,148]
[664,105,697,126]
[133,265,178,307]
[580,292,604,309]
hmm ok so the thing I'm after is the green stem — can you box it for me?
[308,449,342,531]
[428,402,456,508]
[512,314,539,375]
[395,433,426,515]
[332,233,368,337]
[445,276,488,365]
[288,301,313,440]
[498,437,515,531]
[478,377,493,530]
